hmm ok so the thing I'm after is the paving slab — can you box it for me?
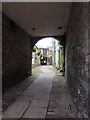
[2,96,32,118]
[29,100,49,108]
[2,66,78,119]
[23,107,47,118]
[46,73,78,118]
[2,67,42,111]
[3,66,55,119]
[33,93,50,100]
[47,108,77,118]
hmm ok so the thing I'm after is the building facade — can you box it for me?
[52,38,65,73]
[32,45,40,67]
[39,47,53,65]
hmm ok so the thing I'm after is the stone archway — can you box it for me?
[32,35,65,48]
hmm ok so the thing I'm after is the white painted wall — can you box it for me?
[56,40,60,69]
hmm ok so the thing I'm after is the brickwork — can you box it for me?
[66,3,88,118]
[2,13,32,93]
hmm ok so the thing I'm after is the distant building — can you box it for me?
[32,45,41,67]
[52,38,64,72]
[47,47,53,65]
[52,39,60,69]
[32,45,53,66]
[39,48,48,65]
[39,47,53,65]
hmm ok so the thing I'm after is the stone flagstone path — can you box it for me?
[3,66,78,119]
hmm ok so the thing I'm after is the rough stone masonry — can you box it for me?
[66,2,88,118]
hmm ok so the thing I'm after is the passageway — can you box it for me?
[3,66,78,118]
[2,2,89,118]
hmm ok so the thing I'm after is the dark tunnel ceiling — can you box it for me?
[3,2,72,37]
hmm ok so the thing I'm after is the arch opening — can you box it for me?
[32,37,65,76]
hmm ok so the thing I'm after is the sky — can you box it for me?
[35,37,53,48]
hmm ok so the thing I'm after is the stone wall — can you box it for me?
[88,2,90,118]
[0,2,2,93]
[2,13,32,93]
[66,3,88,118]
